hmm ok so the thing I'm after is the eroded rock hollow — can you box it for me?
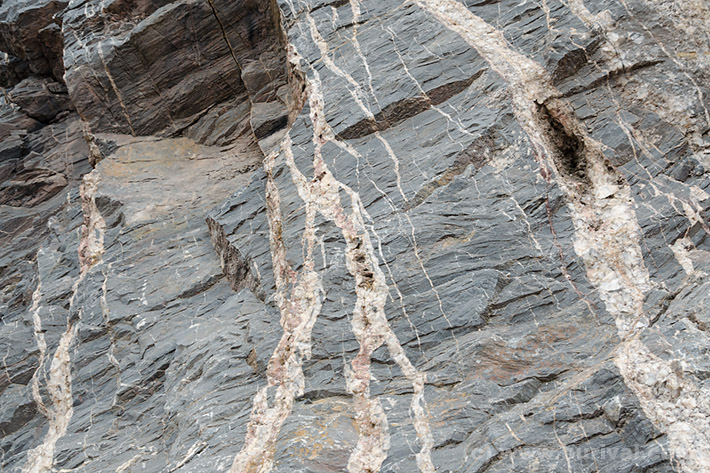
[1,0,710,472]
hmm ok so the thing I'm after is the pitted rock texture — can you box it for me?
[1,1,710,473]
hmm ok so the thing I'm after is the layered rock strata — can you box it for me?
[1,1,710,473]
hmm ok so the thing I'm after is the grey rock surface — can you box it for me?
[1,0,710,472]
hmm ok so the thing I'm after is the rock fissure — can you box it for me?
[206,0,243,80]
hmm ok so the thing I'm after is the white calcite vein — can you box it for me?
[29,279,48,419]
[295,64,435,473]
[412,0,710,471]
[230,36,435,471]
[381,23,475,140]
[562,0,710,242]
[618,0,710,127]
[565,0,612,29]
[228,139,324,473]
[349,0,380,108]
[96,42,136,135]
[23,170,106,473]
[306,10,460,350]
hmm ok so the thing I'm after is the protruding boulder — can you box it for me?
[7,76,73,122]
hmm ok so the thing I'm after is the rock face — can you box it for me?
[1,0,710,472]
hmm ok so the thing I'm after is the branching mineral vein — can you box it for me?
[228,140,324,473]
[349,0,379,108]
[230,39,435,472]
[306,10,459,348]
[295,66,434,473]
[413,0,710,471]
[23,170,106,473]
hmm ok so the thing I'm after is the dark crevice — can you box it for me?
[253,113,288,139]
[177,272,223,299]
[206,216,264,301]
[647,289,680,327]
[687,311,708,332]
[310,0,350,14]
[296,389,351,403]
[338,71,483,140]
[471,448,513,473]
[115,359,172,406]
[542,407,605,426]
[491,378,543,408]
[551,37,603,83]
[206,0,245,80]
[560,59,663,98]
[434,437,464,449]
[403,128,499,211]
[536,101,590,191]
[533,369,569,383]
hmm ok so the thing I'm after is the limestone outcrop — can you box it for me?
[1,1,709,472]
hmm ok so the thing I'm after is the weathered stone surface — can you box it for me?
[1,1,710,473]
[6,76,73,122]
[60,0,290,145]
[0,0,67,82]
